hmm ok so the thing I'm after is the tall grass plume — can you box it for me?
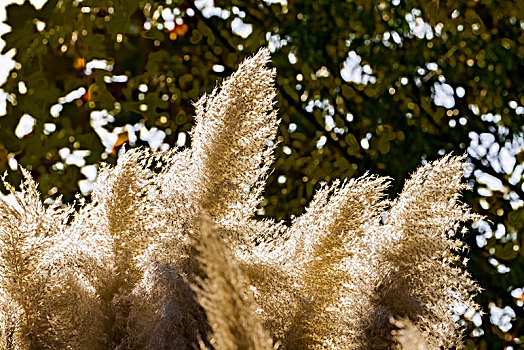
[0,49,478,349]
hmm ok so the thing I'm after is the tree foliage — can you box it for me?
[0,1,522,347]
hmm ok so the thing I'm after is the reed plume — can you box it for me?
[0,49,478,349]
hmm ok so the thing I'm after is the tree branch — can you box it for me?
[468,156,524,199]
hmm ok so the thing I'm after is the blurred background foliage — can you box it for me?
[0,0,522,347]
